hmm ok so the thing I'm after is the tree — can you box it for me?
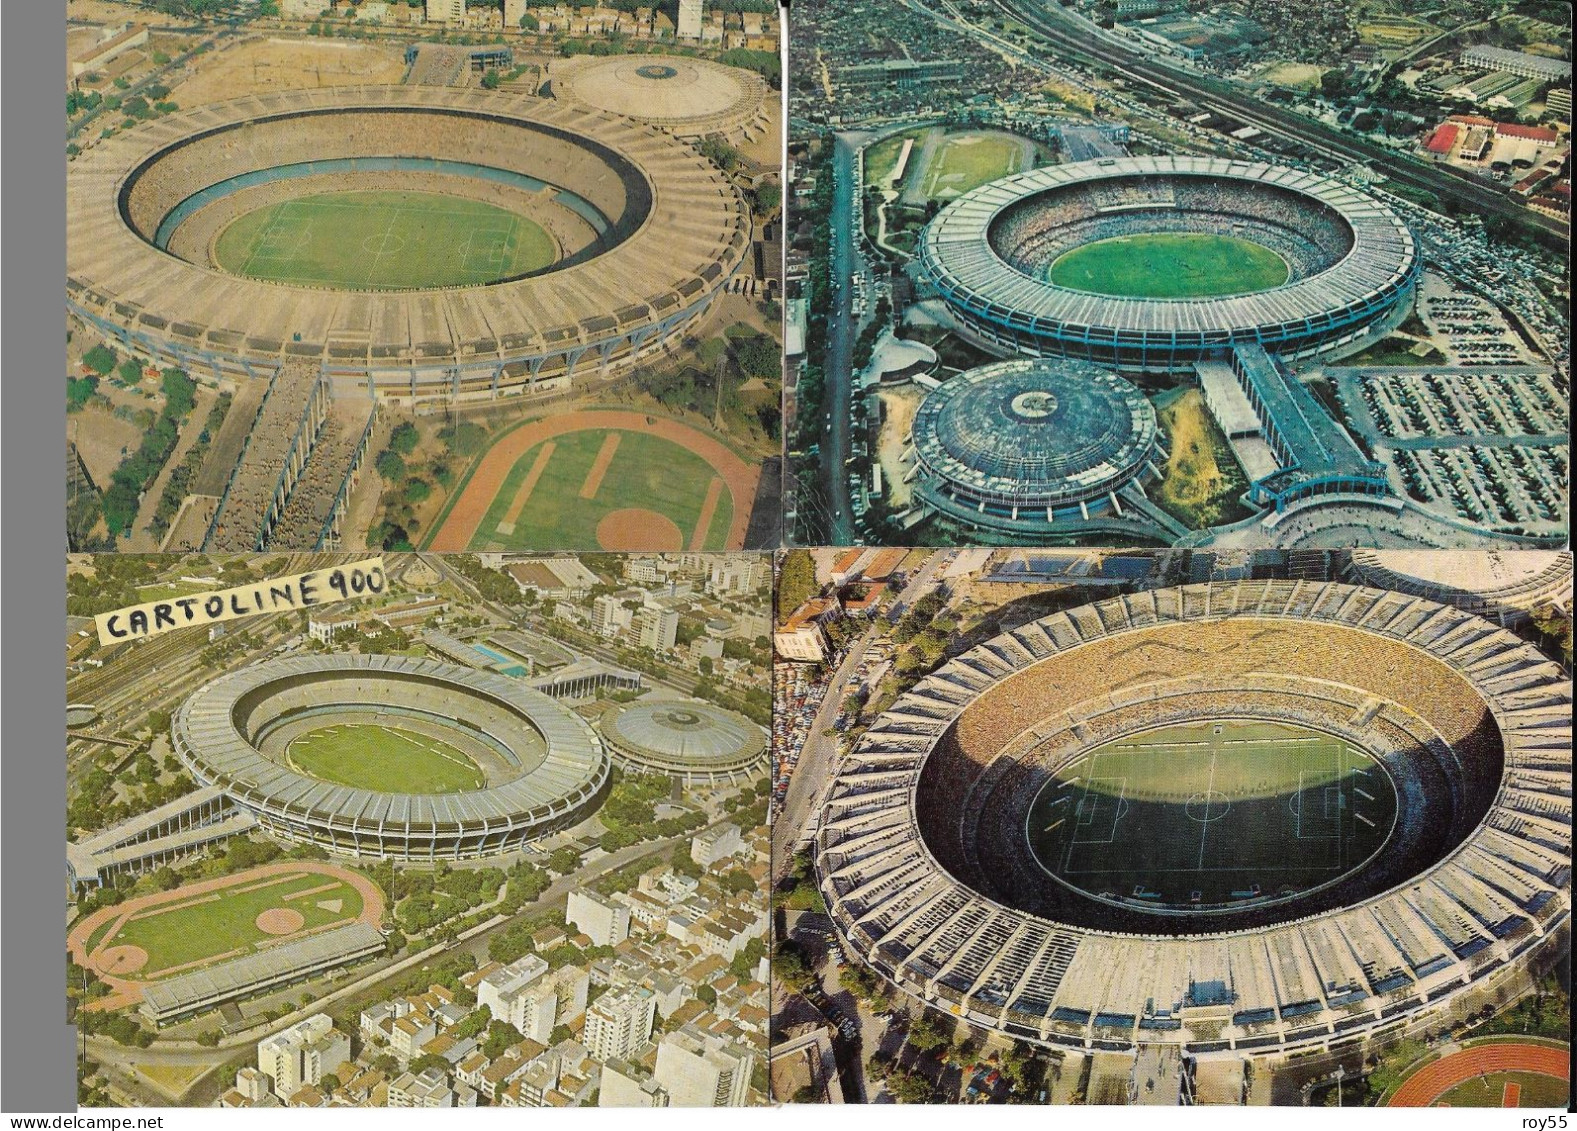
[83,345,118,377]
[1320,69,1347,99]
[388,421,420,454]
[905,1013,946,1053]
[375,449,406,481]
[777,550,818,621]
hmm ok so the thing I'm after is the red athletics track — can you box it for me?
[1388,1042,1569,1107]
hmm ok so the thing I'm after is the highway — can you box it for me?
[983,0,1568,240]
[815,133,862,545]
[770,552,946,880]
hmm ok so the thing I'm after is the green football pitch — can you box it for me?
[1046,233,1290,298]
[100,873,364,977]
[213,190,557,290]
[287,723,486,793]
[466,428,734,551]
[1027,719,1396,909]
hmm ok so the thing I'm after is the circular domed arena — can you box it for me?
[549,54,769,142]
[815,581,1570,1056]
[174,654,609,859]
[598,699,767,786]
[66,86,749,396]
[910,358,1164,541]
[919,156,1419,373]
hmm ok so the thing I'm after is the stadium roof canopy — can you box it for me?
[920,155,1417,339]
[175,653,606,828]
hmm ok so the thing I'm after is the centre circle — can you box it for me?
[1025,718,1398,913]
[1010,390,1059,419]
[636,64,679,79]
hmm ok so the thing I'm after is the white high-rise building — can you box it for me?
[635,607,679,652]
[257,1015,350,1101]
[654,1027,755,1107]
[583,988,656,1063]
[677,0,703,39]
[690,822,745,868]
[567,889,632,948]
[425,0,465,25]
[592,594,632,637]
[476,955,557,1043]
[600,1060,670,1107]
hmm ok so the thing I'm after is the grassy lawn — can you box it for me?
[923,133,1028,200]
[1153,388,1255,529]
[103,873,364,977]
[1437,1071,1569,1108]
[1029,719,1395,906]
[214,190,556,290]
[287,723,485,793]
[863,130,924,189]
[1345,336,1448,366]
[1047,233,1289,298]
[470,428,733,551]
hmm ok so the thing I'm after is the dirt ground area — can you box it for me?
[171,36,409,105]
[65,0,154,26]
[875,385,924,511]
[68,400,146,488]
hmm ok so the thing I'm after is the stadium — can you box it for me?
[173,654,609,860]
[65,86,750,397]
[918,156,1420,374]
[597,699,768,786]
[908,358,1168,540]
[548,54,770,142]
[814,581,1570,1057]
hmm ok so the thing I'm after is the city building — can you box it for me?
[567,889,633,948]
[258,1015,350,1101]
[690,823,745,868]
[583,988,657,1062]
[601,1060,670,1106]
[677,0,703,39]
[1461,44,1573,83]
[635,606,679,652]
[477,955,557,1043]
[654,1027,755,1107]
[425,0,466,26]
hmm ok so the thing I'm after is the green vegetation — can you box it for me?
[98,872,364,976]
[1030,720,1396,906]
[287,724,486,793]
[1153,388,1254,530]
[1346,336,1449,366]
[213,191,556,290]
[83,344,118,377]
[68,375,99,413]
[149,392,232,541]
[100,368,199,537]
[921,132,1030,200]
[1047,234,1289,298]
[775,550,818,622]
[460,427,734,551]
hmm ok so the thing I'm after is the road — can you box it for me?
[817,133,862,545]
[69,28,234,140]
[85,823,718,1096]
[982,0,1568,240]
[770,552,946,880]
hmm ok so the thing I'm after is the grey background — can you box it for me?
[4,0,75,1113]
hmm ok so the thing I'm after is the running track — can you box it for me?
[1388,1042,1569,1107]
[427,410,758,551]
